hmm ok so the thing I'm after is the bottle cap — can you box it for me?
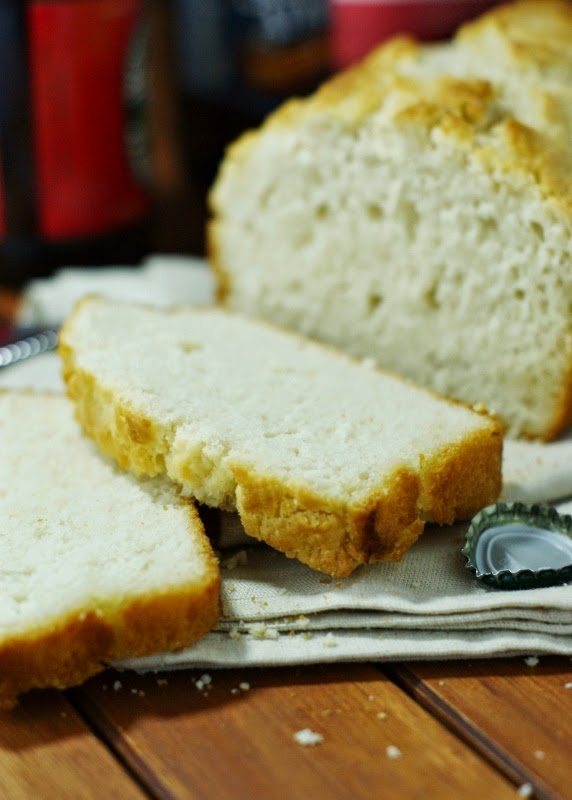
[462,502,572,590]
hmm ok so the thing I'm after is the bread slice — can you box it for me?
[0,390,220,709]
[208,0,572,441]
[60,297,502,579]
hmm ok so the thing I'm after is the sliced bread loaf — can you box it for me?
[60,297,502,578]
[208,0,572,441]
[0,390,220,709]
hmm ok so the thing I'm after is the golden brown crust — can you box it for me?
[0,536,220,710]
[418,425,503,523]
[233,463,424,578]
[59,333,170,479]
[457,0,572,61]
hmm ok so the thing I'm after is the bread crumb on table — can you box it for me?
[195,673,212,691]
[517,784,534,798]
[386,745,402,759]
[524,656,539,667]
[293,729,324,746]
[239,682,251,692]
[113,680,122,691]
[564,682,572,689]
[533,750,545,760]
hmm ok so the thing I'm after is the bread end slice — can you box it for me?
[0,390,220,709]
[0,566,220,710]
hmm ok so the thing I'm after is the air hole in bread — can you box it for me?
[293,230,313,249]
[260,184,276,209]
[478,216,498,238]
[367,203,384,220]
[367,293,384,313]
[530,221,545,241]
[423,284,441,310]
[315,203,330,219]
[401,200,420,241]
[179,342,203,354]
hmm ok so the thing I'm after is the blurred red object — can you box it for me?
[330,0,501,69]
[0,0,158,286]
[28,0,150,240]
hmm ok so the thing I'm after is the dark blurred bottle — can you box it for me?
[173,0,331,254]
[0,0,156,287]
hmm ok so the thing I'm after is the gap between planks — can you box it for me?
[380,661,565,800]
[67,687,172,800]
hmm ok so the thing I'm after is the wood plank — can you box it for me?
[0,689,147,800]
[387,657,572,800]
[74,665,517,800]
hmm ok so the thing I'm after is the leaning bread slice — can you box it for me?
[0,390,220,709]
[60,297,503,578]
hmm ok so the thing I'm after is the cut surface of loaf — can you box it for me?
[0,390,220,709]
[60,297,502,578]
[209,0,572,441]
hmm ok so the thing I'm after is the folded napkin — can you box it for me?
[5,257,572,668]
[17,254,216,328]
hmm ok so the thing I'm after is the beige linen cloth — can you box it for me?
[7,258,572,668]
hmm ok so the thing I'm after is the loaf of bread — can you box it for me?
[60,297,502,578]
[0,390,220,709]
[209,0,572,441]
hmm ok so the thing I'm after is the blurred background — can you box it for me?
[0,0,501,288]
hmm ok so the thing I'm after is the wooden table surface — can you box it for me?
[1,291,570,800]
[1,657,570,799]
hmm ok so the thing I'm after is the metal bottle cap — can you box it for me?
[462,502,572,590]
